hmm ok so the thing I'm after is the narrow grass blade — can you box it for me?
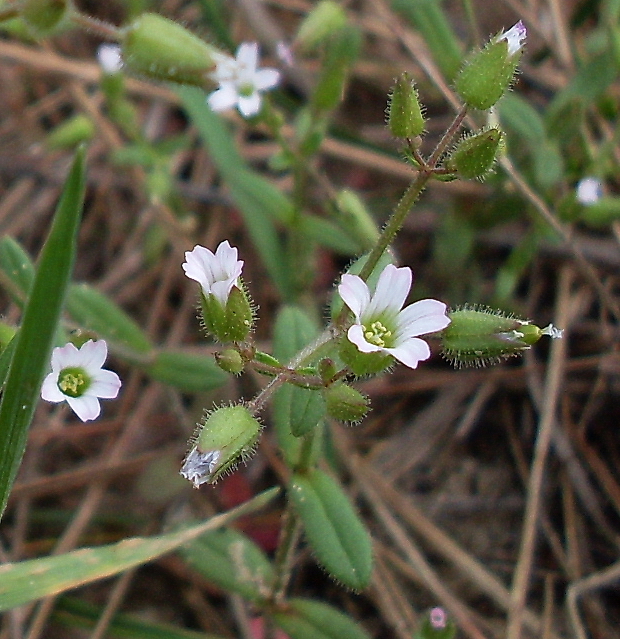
[0,148,86,520]
[0,487,279,611]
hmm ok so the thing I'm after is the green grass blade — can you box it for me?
[0,148,86,521]
[0,487,279,611]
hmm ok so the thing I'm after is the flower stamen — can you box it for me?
[58,367,90,398]
[363,321,392,347]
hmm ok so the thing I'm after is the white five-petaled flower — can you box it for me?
[338,264,451,369]
[182,241,244,305]
[576,177,603,205]
[497,20,527,57]
[207,42,280,117]
[41,340,121,422]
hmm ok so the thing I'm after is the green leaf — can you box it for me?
[144,350,227,392]
[0,236,36,307]
[272,306,321,464]
[273,598,371,639]
[298,214,362,255]
[180,527,274,602]
[0,488,279,610]
[0,148,86,521]
[55,596,226,639]
[177,86,294,299]
[66,283,152,357]
[289,469,372,590]
[280,386,326,437]
[498,93,545,143]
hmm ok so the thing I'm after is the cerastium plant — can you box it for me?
[0,3,562,638]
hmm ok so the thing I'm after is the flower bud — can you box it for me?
[215,348,245,374]
[324,383,369,423]
[295,0,347,51]
[442,306,562,367]
[317,358,337,383]
[455,21,526,110]
[200,285,254,343]
[387,73,426,139]
[446,128,503,180]
[121,13,218,86]
[180,405,262,487]
[20,0,71,38]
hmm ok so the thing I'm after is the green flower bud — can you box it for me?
[45,114,95,150]
[181,405,262,487]
[215,348,245,375]
[200,285,254,343]
[121,13,218,86]
[446,128,503,180]
[339,336,393,377]
[295,0,347,51]
[387,73,426,138]
[317,358,337,383]
[455,21,526,110]
[442,305,562,368]
[324,383,369,423]
[20,0,71,38]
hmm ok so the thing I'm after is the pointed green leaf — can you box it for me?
[0,236,35,307]
[0,148,86,520]
[273,598,371,639]
[0,487,279,610]
[289,469,372,590]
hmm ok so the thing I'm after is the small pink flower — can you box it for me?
[41,340,121,421]
[338,264,450,369]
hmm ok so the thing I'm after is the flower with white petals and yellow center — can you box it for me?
[338,264,451,371]
[41,340,121,421]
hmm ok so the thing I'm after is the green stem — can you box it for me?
[70,12,122,40]
[270,505,302,603]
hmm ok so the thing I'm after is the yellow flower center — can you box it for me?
[363,321,392,347]
[58,368,89,398]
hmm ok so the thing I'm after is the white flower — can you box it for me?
[182,241,243,305]
[498,20,527,57]
[97,44,123,74]
[576,177,603,205]
[338,264,451,369]
[207,42,280,117]
[41,340,121,422]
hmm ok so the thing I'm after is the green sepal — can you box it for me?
[441,306,532,367]
[289,469,373,591]
[273,598,372,639]
[455,39,520,110]
[184,405,262,485]
[200,285,253,343]
[339,336,392,377]
[387,72,425,138]
[180,527,274,603]
[324,383,369,422]
[446,128,503,180]
[121,13,217,86]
